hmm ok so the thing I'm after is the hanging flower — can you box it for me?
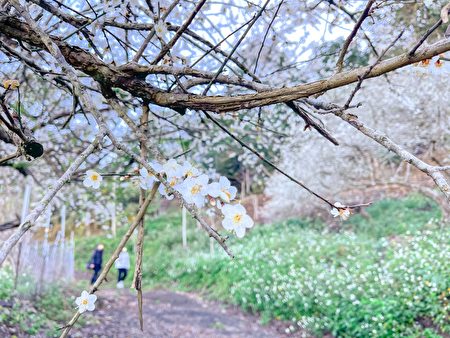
[3,79,20,90]
[178,174,209,208]
[221,203,254,238]
[83,170,102,189]
[208,176,237,203]
[330,202,351,220]
[75,290,97,313]
[154,20,169,41]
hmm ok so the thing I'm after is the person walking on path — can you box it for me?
[88,243,104,285]
[114,247,130,288]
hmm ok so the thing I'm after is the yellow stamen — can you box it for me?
[191,184,201,195]
[82,299,88,305]
[233,214,242,224]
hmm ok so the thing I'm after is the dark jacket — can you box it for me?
[89,249,103,270]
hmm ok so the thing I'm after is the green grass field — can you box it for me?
[72,194,450,337]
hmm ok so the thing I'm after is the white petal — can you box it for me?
[83,178,92,187]
[221,204,234,217]
[150,161,163,173]
[228,186,237,200]
[219,176,230,187]
[88,294,97,303]
[222,217,234,231]
[330,208,339,217]
[234,204,246,214]
[75,297,82,306]
[207,182,221,197]
[139,168,148,178]
[92,181,101,189]
[235,226,246,238]
[242,214,254,228]
[86,303,96,311]
[193,195,205,208]
[78,305,86,314]
[81,290,89,298]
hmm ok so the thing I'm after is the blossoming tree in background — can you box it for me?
[0,0,449,336]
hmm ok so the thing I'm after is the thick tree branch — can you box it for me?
[1,15,449,113]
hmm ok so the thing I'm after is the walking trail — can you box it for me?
[70,288,308,338]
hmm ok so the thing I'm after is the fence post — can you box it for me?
[60,204,66,239]
[14,184,32,290]
[182,206,187,248]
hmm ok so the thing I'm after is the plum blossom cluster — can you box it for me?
[139,159,254,238]
[83,159,254,238]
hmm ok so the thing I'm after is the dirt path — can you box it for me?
[70,288,307,338]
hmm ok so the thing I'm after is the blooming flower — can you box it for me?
[208,176,237,203]
[75,290,97,313]
[3,79,20,90]
[179,161,200,178]
[139,167,158,190]
[158,175,181,200]
[154,20,169,41]
[83,170,102,189]
[162,159,182,178]
[221,203,253,238]
[178,174,209,208]
[331,202,350,220]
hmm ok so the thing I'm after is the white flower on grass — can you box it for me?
[221,204,253,238]
[139,167,158,190]
[75,290,97,313]
[180,161,200,178]
[162,159,182,178]
[178,174,209,208]
[154,20,168,41]
[331,202,351,220]
[208,176,237,203]
[83,170,102,189]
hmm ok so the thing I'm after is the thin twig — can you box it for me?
[202,110,335,208]
[202,0,271,95]
[253,0,284,74]
[336,0,375,72]
[59,184,160,338]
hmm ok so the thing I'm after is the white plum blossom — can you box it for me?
[139,167,158,190]
[75,290,97,313]
[221,203,254,238]
[179,161,200,178]
[158,175,181,200]
[154,20,169,41]
[162,159,182,178]
[178,174,210,208]
[208,176,237,203]
[83,170,102,189]
[331,202,351,220]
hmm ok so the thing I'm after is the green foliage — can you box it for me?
[0,269,74,337]
[344,194,442,238]
[74,195,449,337]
